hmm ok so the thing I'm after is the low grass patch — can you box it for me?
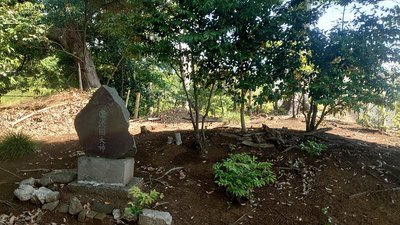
[0,132,38,161]
[0,88,53,106]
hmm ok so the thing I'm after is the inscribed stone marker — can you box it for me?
[75,85,136,158]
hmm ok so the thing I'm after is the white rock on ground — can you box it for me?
[14,184,35,201]
[138,209,172,225]
[33,187,59,204]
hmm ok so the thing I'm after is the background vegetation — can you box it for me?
[1,0,399,148]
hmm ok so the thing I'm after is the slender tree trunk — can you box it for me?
[77,62,83,91]
[291,94,296,118]
[248,90,253,115]
[125,89,131,108]
[240,89,247,133]
[134,92,141,119]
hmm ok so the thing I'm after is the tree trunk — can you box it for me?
[134,92,141,119]
[240,89,247,133]
[48,27,101,90]
[248,90,253,115]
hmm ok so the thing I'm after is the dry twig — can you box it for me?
[349,187,400,199]
[0,166,22,179]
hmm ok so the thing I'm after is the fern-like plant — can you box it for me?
[213,153,276,201]
[0,132,38,161]
[126,187,164,216]
[299,140,327,156]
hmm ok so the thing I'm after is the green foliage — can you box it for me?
[126,187,164,216]
[213,153,276,200]
[0,1,48,96]
[300,140,327,156]
[222,111,249,125]
[0,132,38,161]
[321,206,332,225]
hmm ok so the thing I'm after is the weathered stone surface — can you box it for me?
[68,177,144,199]
[42,200,59,211]
[94,212,107,224]
[14,184,35,201]
[112,209,121,220]
[77,156,134,185]
[68,197,83,215]
[77,209,89,222]
[33,187,59,204]
[92,202,114,215]
[57,202,69,213]
[19,177,36,186]
[74,85,136,159]
[138,209,172,225]
[42,169,77,184]
[85,211,97,223]
[39,177,54,186]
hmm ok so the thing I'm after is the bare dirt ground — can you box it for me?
[1,90,400,225]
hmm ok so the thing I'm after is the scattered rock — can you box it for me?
[92,202,114,215]
[42,169,77,184]
[138,209,172,225]
[78,209,89,222]
[94,212,107,224]
[57,202,69,213]
[68,197,83,215]
[42,200,60,211]
[19,177,36,186]
[85,211,97,223]
[112,209,121,220]
[14,184,35,201]
[33,187,59,204]
[39,176,54,186]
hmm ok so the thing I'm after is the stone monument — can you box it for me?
[69,85,142,197]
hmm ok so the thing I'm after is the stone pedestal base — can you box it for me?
[77,156,134,186]
[68,177,144,198]
[68,156,143,198]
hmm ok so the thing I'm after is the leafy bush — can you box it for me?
[126,187,164,216]
[213,153,276,200]
[300,140,327,156]
[0,132,38,161]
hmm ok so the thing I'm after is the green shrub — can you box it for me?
[126,187,164,216]
[213,153,276,200]
[0,132,38,161]
[299,140,327,156]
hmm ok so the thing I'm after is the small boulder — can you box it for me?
[19,177,36,186]
[94,212,107,224]
[33,187,59,204]
[138,209,172,225]
[68,197,83,215]
[78,209,89,222]
[39,176,54,186]
[57,202,69,213]
[42,169,77,184]
[42,200,59,211]
[112,209,121,220]
[14,184,35,201]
